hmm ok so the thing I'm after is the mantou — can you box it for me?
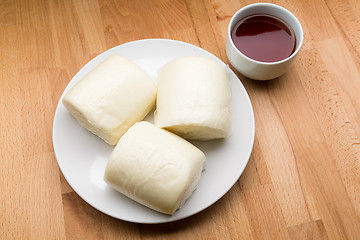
[155,56,231,140]
[62,55,156,145]
[104,121,205,215]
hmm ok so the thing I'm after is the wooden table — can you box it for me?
[2,0,360,239]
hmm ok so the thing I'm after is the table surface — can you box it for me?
[1,0,360,239]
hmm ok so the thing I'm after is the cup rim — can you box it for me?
[227,3,304,65]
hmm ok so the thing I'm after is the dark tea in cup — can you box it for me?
[226,3,303,80]
[231,14,296,63]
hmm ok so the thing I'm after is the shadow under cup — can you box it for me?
[226,3,303,80]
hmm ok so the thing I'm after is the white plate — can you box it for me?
[52,39,255,223]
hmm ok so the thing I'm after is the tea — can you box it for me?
[231,14,296,62]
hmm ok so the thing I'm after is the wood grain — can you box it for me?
[1,0,359,239]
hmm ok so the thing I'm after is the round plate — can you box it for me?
[52,39,255,224]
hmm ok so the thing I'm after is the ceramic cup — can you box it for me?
[226,3,303,80]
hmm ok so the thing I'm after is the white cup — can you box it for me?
[226,3,303,80]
